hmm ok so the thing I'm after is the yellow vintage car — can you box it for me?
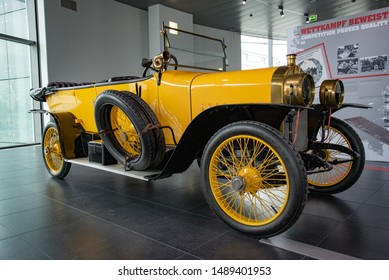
[30,26,367,237]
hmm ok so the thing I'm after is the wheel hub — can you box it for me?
[44,142,61,156]
[119,131,128,142]
[232,167,263,192]
[231,176,245,192]
[314,149,331,161]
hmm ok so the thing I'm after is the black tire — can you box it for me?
[94,90,163,170]
[307,117,365,194]
[42,122,71,179]
[121,91,165,167]
[201,121,307,237]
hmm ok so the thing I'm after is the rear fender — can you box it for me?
[48,112,85,159]
[150,104,302,179]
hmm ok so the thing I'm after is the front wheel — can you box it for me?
[42,122,71,179]
[307,117,365,194]
[201,121,307,237]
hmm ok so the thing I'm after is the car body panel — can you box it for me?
[191,68,277,117]
[157,70,203,144]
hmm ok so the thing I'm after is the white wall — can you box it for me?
[37,1,242,86]
[148,4,193,60]
[38,0,148,84]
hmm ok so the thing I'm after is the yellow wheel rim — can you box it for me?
[308,126,353,187]
[110,106,141,158]
[209,135,290,226]
[43,127,64,173]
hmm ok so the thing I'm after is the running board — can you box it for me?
[65,157,161,181]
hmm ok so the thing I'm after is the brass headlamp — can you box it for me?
[271,54,315,107]
[283,73,315,107]
[319,79,344,109]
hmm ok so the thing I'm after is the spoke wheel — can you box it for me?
[210,135,289,226]
[95,90,164,170]
[201,121,307,237]
[308,126,352,186]
[110,106,141,159]
[42,122,71,179]
[307,117,365,194]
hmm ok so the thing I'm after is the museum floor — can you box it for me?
[1,145,389,260]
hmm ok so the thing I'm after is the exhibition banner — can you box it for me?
[288,7,389,161]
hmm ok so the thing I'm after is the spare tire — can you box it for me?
[122,91,165,167]
[94,90,164,170]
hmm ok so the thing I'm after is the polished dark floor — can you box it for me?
[1,145,389,260]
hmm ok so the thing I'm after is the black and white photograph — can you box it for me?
[298,58,323,84]
[337,58,359,75]
[295,44,330,86]
[360,55,387,72]
[337,44,359,59]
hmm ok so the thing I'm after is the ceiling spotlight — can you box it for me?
[278,5,285,17]
[242,0,247,4]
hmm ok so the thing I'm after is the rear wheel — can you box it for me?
[201,121,307,237]
[307,117,365,194]
[42,122,71,179]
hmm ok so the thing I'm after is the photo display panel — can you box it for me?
[288,7,389,161]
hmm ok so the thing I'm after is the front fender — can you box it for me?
[307,103,370,139]
[150,103,305,179]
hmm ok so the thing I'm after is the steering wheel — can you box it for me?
[142,54,178,77]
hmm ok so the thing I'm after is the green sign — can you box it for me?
[309,14,318,22]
